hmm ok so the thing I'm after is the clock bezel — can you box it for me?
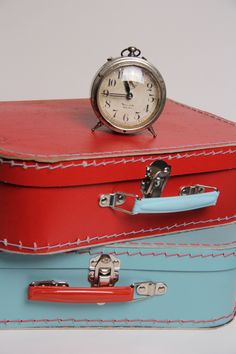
[90,56,166,134]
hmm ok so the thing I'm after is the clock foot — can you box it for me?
[91,121,103,132]
[147,126,157,138]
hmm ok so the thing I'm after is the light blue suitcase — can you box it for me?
[0,223,236,329]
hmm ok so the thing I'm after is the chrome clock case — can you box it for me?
[91,46,166,137]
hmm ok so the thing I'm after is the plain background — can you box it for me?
[0,1,235,353]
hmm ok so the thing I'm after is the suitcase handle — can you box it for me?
[28,281,167,304]
[132,190,219,214]
[99,186,219,215]
[28,284,134,303]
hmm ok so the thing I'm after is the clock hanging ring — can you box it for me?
[91,46,166,137]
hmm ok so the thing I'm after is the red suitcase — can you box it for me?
[0,98,235,254]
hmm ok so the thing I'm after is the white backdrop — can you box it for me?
[0,1,236,354]
[0,0,235,122]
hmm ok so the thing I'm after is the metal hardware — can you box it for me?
[180,184,218,196]
[136,282,167,296]
[121,46,141,57]
[99,192,126,208]
[29,280,69,287]
[88,254,120,287]
[147,126,157,138]
[141,160,171,198]
[99,192,137,214]
[98,159,171,213]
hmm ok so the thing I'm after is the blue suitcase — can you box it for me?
[0,223,235,329]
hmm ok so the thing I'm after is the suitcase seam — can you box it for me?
[0,143,236,158]
[0,215,235,252]
[0,99,235,159]
[86,250,236,258]
[169,99,236,127]
[0,307,235,324]
[0,148,235,169]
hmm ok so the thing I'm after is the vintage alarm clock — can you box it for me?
[91,46,166,137]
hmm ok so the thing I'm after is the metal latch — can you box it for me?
[136,282,167,296]
[141,160,171,198]
[99,160,171,212]
[180,184,218,196]
[180,185,205,195]
[29,280,69,287]
[88,254,120,287]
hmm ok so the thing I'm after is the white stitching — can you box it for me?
[0,99,235,159]
[123,239,236,248]
[0,142,236,159]
[169,99,236,127]
[0,215,235,251]
[85,250,236,258]
[1,307,235,324]
[0,149,235,170]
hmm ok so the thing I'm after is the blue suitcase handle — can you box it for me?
[100,186,219,215]
[132,191,219,214]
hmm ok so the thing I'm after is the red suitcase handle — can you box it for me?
[28,284,134,303]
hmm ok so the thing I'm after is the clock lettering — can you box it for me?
[149,94,155,103]
[113,109,118,118]
[105,100,111,108]
[102,89,109,97]
[135,112,141,120]
[123,113,129,122]
[147,83,153,92]
[108,79,116,87]
[146,104,149,112]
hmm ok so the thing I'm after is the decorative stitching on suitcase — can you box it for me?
[0,149,235,169]
[0,100,235,159]
[0,143,236,159]
[1,307,235,325]
[169,99,236,127]
[120,238,236,248]
[87,250,236,258]
[0,215,235,252]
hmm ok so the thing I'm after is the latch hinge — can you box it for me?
[136,282,167,296]
[88,254,120,287]
[141,160,171,198]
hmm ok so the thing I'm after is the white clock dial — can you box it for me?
[97,66,161,131]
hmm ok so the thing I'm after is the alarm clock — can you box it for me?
[91,46,166,137]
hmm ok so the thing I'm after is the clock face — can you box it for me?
[96,65,162,131]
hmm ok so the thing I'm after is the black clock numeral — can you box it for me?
[117,70,122,79]
[146,104,149,112]
[135,112,141,120]
[147,83,153,92]
[149,94,155,103]
[108,79,116,87]
[102,89,109,97]
[105,100,111,108]
[123,113,129,122]
[113,109,118,118]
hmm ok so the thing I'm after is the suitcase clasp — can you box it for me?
[141,160,171,198]
[88,254,120,287]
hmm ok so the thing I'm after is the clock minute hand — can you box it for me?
[123,81,133,100]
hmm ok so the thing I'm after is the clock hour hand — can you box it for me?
[123,81,133,100]
[102,90,133,98]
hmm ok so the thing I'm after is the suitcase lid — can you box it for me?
[0,98,235,187]
[0,224,235,272]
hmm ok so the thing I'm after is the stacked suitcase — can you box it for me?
[0,98,235,328]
